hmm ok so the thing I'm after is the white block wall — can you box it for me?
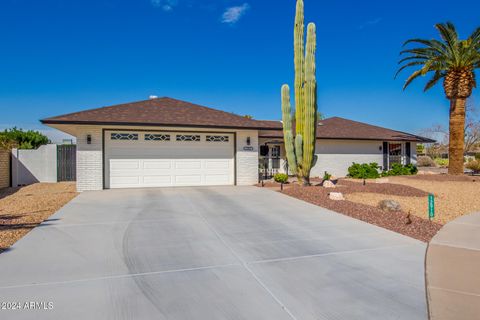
[11,144,58,186]
[236,130,259,185]
[76,126,103,192]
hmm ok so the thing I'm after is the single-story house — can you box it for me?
[41,97,434,191]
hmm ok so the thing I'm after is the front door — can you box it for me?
[388,143,404,168]
[259,144,281,179]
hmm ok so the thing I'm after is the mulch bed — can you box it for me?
[260,179,442,242]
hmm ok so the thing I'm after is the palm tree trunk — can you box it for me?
[448,98,466,175]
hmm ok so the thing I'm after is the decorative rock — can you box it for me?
[375,178,389,184]
[378,199,401,212]
[322,180,336,188]
[329,192,345,201]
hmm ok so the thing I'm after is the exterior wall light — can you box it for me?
[87,134,92,145]
[246,137,251,146]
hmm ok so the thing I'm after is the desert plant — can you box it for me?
[281,0,318,186]
[323,171,332,181]
[417,156,436,167]
[434,158,449,167]
[397,22,480,175]
[347,163,380,179]
[383,163,418,176]
[466,160,480,172]
[273,173,289,184]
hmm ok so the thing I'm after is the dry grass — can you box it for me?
[345,175,480,224]
[0,182,77,252]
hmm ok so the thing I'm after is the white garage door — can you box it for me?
[105,131,235,189]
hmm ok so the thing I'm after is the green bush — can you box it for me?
[382,163,418,176]
[323,171,332,181]
[475,153,480,160]
[434,158,449,167]
[347,162,380,179]
[273,173,289,184]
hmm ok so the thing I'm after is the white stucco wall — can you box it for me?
[70,125,259,191]
[259,138,420,178]
[11,144,58,186]
[311,140,384,178]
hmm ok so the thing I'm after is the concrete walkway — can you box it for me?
[0,187,427,319]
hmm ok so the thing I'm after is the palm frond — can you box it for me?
[403,38,448,54]
[424,71,446,91]
[435,22,459,64]
[403,69,423,90]
[470,26,480,48]
[395,61,428,78]
[398,55,429,64]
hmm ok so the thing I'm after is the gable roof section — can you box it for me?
[41,97,277,130]
[258,117,435,143]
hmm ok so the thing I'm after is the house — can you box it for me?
[41,97,434,191]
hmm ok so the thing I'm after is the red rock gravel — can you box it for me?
[260,180,442,242]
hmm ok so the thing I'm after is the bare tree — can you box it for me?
[420,101,480,156]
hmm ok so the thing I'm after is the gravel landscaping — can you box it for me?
[0,182,77,252]
[259,178,443,242]
[346,175,480,225]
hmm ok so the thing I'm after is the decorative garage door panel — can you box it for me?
[105,132,234,188]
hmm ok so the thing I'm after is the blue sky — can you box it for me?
[0,0,479,141]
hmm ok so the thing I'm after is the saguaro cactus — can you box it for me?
[282,0,318,186]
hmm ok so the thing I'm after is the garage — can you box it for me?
[104,131,235,188]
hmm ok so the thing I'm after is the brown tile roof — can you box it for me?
[41,97,277,130]
[41,97,433,142]
[258,117,435,143]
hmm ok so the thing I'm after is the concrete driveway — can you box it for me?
[0,186,427,319]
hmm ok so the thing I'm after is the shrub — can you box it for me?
[0,128,49,150]
[347,162,380,179]
[323,171,332,181]
[417,156,436,167]
[434,158,449,167]
[466,160,480,172]
[273,173,289,184]
[475,153,480,161]
[382,163,418,176]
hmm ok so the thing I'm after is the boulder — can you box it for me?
[378,199,401,212]
[329,192,345,201]
[322,180,336,188]
[375,178,389,184]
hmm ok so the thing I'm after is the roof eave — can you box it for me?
[40,119,282,131]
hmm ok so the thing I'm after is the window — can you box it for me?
[271,146,281,158]
[111,133,138,141]
[206,135,229,142]
[145,134,170,141]
[176,134,201,142]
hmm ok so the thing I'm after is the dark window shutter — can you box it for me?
[383,142,388,170]
[406,142,411,165]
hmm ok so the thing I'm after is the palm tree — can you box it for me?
[396,22,480,175]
